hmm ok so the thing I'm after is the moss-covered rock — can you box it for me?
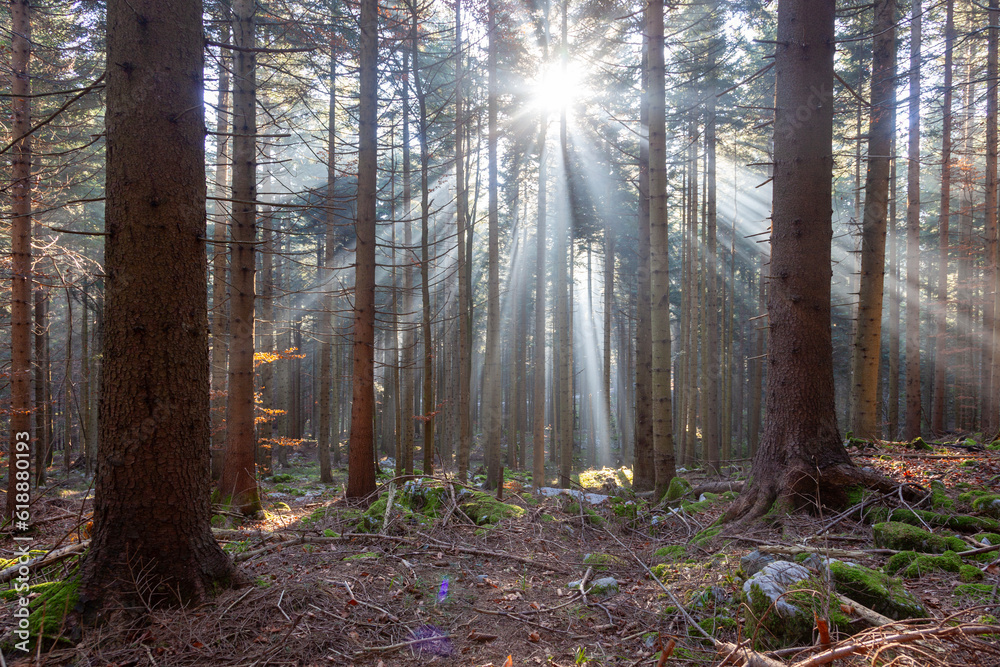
[653,545,686,561]
[744,570,853,650]
[828,561,926,619]
[929,480,954,510]
[909,437,933,451]
[690,616,737,645]
[459,489,526,525]
[872,521,966,553]
[988,441,1000,452]
[954,583,999,605]
[959,492,1000,518]
[959,564,984,582]
[868,507,998,533]
[665,477,691,502]
[885,550,962,579]
[691,525,722,547]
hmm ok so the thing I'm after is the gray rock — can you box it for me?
[742,561,811,617]
[740,550,781,577]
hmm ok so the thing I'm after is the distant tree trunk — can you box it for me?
[484,0,502,489]
[6,0,31,520]
[34,289,49,486]
[988,0,1000,435]
[931,0,954,435]
[258,214,275,476]
[211,3,231,456]
[904,0,922,440]
[317,43,337,484]
[887,137,900,439]
[347,0,378,497]
[648,0,675,498]
[400,45,415,476]
[633,32,654,492]
[955,55,975,432]
[80,0,236,604]
[64,287,73,474]
[219,0,260,513]
[848,0,896,440]
[456,0,472,481]
[81,290,91,474]
[604,226,614,465]
[410,4,435,476]
[704,78,720,472]
[749,259,765,452]
[533,110,548,488]
[724,0,892,523]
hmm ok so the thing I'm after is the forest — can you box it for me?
[2,0,1000,664]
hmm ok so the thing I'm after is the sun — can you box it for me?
[531,60,587,114]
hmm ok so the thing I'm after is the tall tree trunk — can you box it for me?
[724,0,887,522]
[456,0,472,481]
[604,226,614,466]
[400,46,415,476]
[347,0,378,497]
[633,33,654,491]
[648,0,676,498]
[533,110,548,488]
[484,0,503,488]
[317,42,337,484]
[6,0,31,520]
[956,55,975,432]
[64,286,73,475]
[34,289,48,485]
[81,0,236,603]
[988,0,1000,435]
[704,82,720,472]
[888,136,900,439]
[904,0,922,440]
[211,3,231,456]
[931,0,954,435]
[219,0,260,513]
[848,0,896,440]
[258,210,275,477]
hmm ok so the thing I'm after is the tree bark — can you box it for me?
[648,0,676,499]
[724,0,886,523]
[904,0,922,440]
[988,0,1000,435]
[347,0,379,497]
[219,0,260,513]
[848,0,896,440]
[6,0,32,520]
[317,41,337,484]
[533,110,548,488]
[930,0,954,435]
[80,0,237,605]
[456,0,472,482]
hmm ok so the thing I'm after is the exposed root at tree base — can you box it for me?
[721,463,911,526]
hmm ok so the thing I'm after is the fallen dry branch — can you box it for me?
[835,594,893,627]
[354,633,452,655]
[789,622,1000,667]
[716,641,786,667]
[0,541,88,584]
[758,544,896,558]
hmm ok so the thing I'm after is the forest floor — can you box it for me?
[3,439,1000,666]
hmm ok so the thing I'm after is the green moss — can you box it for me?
[691,525,722,547]
[897,551,962,578]
[583,553,626,570]
[988,441,1000,452]
[828,561,925,619]
[973,532,1000,545]
[271,502,291,511]
[909,437,932,451]
[884,551,920,575]
[564,502,605,526]
[653,545,685,561]
[540,513,555,522]
[270,473,295,483]
[322,529,338,538]
[650,563,672,582]
[0,550,46,570]
[690,616,737,645]
[929,480,954,510]
[210,514,229,528]
[344,552,379,561]
[459,489,526,525]
[745,577,848,650]
[961,459,979,468]
[868,507,998,533]
[872,521,967,553]
[300,505,332,526]
[665,477,691,502]
[954,583,999,604]
[25,575,80,648]
[959,564,984,582]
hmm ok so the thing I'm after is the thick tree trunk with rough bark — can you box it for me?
[6,0,31,520]
[848,0,896,440]
[347,0,378,497]
[456,0,472,482]
[904,0,922,440]
[725,0,891,523]
[219,0,260,513]
[80,0,236,605]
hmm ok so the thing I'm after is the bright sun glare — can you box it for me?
[532,61,586,114]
